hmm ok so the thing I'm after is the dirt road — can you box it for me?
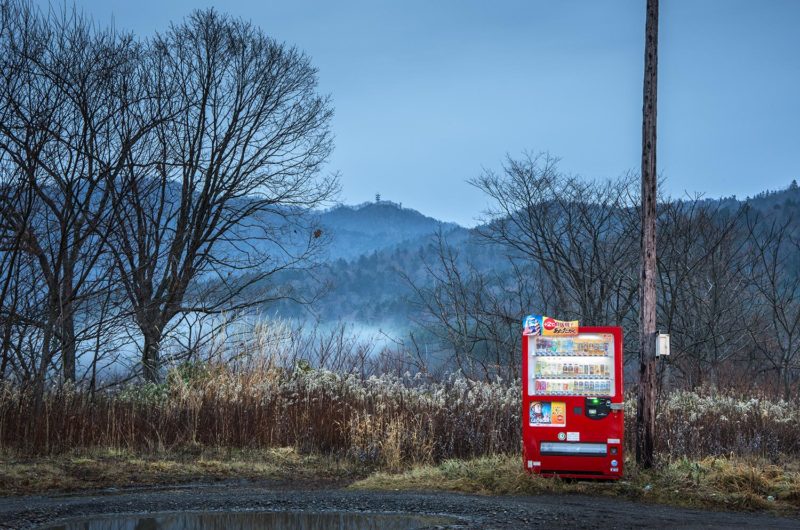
[1,481,798,529]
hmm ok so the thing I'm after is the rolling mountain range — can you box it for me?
[263,183,800,329]
[263,183,800,327]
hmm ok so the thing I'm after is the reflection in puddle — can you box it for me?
[41,511,461,530]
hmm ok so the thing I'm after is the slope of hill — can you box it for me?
[269,200,471,326]
[318,200,462,260]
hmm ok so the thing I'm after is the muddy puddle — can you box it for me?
[40,510,462,529]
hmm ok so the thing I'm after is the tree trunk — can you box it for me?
[141,322,164,383]
[783,361,792,401]
[637,0,659,469]
[33,314,56,429]
[0,321,12,381]
[59,258,76,383]
[60,305,76,383]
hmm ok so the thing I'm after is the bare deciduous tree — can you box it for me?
[470,153,640,329]
[404,230,534,380]
[656,199,752,388]
[0,1,146,385]
[109,10,337,381]
[746,212,800,398]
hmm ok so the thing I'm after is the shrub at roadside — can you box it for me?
[1,362,798,467]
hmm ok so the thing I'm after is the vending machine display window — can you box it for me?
[528,334,616,397]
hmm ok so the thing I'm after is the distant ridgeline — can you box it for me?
[263,183,800,329]
[265,199,469,327]
[318,200,462,260]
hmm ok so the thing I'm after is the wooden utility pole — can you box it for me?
[637,0,659,468]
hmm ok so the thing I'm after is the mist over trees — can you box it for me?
[0,1,335,386]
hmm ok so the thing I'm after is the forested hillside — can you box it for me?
[269,181,800,328]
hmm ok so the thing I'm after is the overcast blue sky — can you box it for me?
[44,0,800,226]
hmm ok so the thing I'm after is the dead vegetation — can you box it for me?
[1,362,798,462]
[0,447,358,495]
[351,454,800,514]
[0,361,798,514]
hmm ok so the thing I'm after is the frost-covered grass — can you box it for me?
[1,359,799,511]
[631,389,800,459]
[0,366,520,464]
[0,360,798,465]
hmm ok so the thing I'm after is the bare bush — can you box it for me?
[0,353,797,463]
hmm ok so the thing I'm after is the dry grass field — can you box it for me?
[1,360,799,513]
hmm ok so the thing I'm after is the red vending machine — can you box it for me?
[522,315,624,479]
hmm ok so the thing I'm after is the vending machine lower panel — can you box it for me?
[523,421,624,479]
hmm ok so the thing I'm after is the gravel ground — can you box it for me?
[0,481,798,529]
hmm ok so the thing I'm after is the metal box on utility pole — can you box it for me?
[656,333,670,357]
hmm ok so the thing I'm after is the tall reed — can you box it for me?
[1,364,798,465]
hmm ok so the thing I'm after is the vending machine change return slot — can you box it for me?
[540,442,608,457]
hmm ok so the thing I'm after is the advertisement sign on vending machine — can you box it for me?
[522,315,624,479]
